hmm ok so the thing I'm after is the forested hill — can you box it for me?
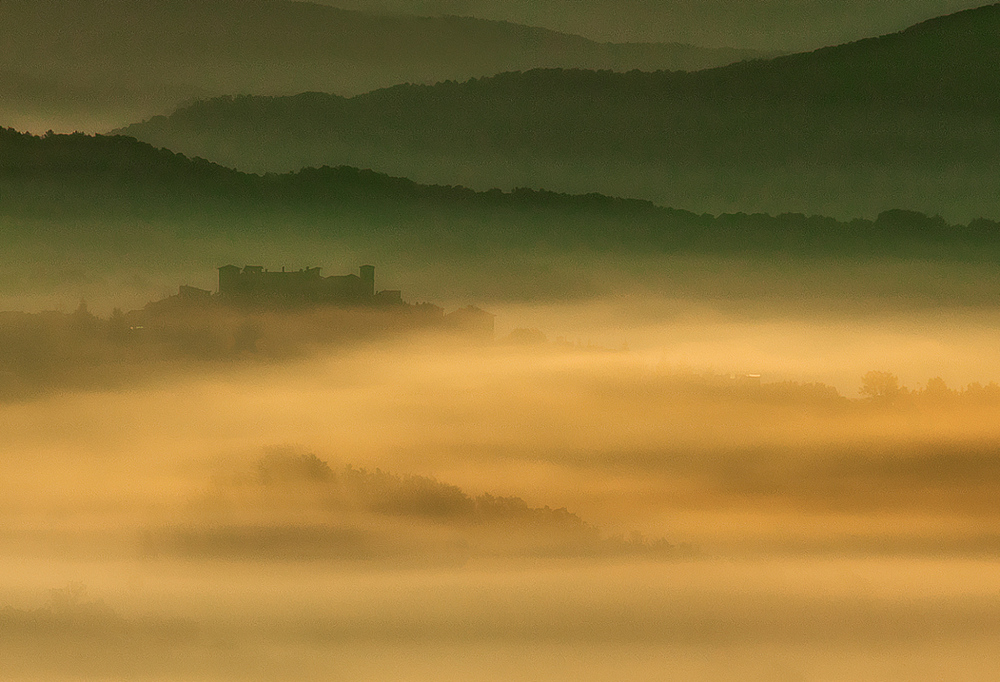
[0,0,767,133]
[2,128,999,258]
[118,3,1000,222]
[0,128,658,212]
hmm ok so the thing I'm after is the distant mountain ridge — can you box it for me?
[300,0,988,52]
[117,2,1000,221]
[0,0,767,133]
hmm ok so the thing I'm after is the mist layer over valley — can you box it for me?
[4,147,1000,677]
[5,326,1000,680]
[7,3,1000,679]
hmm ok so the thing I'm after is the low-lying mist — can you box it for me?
[4,335,1000,552]
[4,271,1000,679]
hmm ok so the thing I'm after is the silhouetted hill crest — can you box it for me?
[4,128,1000,258]
[0,0,771,132]
[114,4,1000,219]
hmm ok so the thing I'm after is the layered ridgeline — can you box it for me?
[300,0,987,52]
[10,126,1000,312]
[121,3,1000,222]
[0,0,766,133]
[3,128,998,260]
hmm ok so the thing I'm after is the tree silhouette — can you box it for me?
[860,370,903,402]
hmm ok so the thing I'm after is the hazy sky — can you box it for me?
[304,0,988,49]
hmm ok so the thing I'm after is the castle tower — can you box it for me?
[218,264,240,295]
[360,264,375,297]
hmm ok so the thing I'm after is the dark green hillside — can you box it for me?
[120,3,1000,222]
[2,128,999,259]
[6,128,1000,317]
[0,0,766,133]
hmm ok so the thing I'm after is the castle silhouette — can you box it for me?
[216,263,402,306]
[151,263,495,341]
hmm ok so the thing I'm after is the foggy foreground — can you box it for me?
[3,319,1000,681]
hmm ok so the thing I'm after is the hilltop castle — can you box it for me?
[216,264,403,306]
[144,263,495,343]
